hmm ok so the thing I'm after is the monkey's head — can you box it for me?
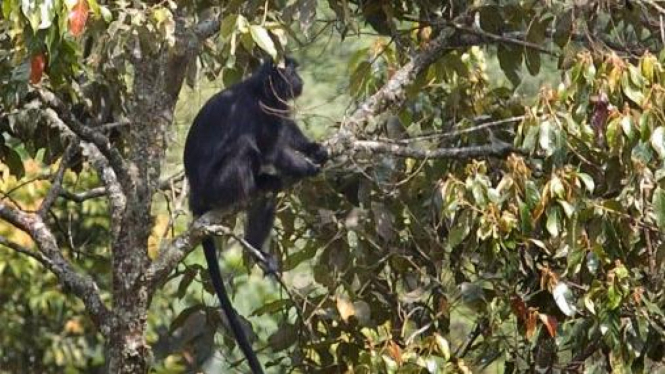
[260,56,303,102]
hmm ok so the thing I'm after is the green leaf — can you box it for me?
[558,200,575,218]
[553,10,573,47]
[525,181,540,207]
[577,173,595,193]
[220,14,238,39]
[175,268,197,299]
[628,64,646,87]
[349,61,371,96]
[522,122,540,152]
[169,305,205,333]
[3,146,25,179]
[87,0,100,15]
[622,71,645,105]
[651,126,665,159]
[249,25,277,60]
[653,187,665,230]
[552,281,577,316]
[497,44,522,86]
[252,299,290,316]
[2,0,13,19]
[550,176,565,198]
[448,211,472,249]
[607,284,622,310]
[640,110,652,141]
[100,6,112,22]
[539,120,556,156]
[606,117,622,150]
[268,323,298,351]
[621,115,634,140]
[641,54,657,83]
[546,206,561,237]
[525,18,547,75]
[519,202,533,233]
[632,141,652,164]
[584,293,596,314]
[478,6,502,34]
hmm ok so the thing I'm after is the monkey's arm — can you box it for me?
[272,147,320,178]
[281,120,328,164]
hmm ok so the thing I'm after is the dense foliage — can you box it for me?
[2,0,665,373]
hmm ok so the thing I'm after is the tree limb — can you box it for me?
[86,145,127,239]
[60,187,108,202]
[0,202,112,336]
[352,139,519,159]
[326,24,460,156]
[37,88,133,192]
[39,105,128,236]
[146,208,239,291]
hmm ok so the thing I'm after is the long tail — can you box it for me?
[202,237,265,374]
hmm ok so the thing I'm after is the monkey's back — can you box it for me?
[183,77,266,214]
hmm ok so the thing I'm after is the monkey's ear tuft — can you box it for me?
[276,59,286,69]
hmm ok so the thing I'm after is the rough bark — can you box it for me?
[104,11,220,372]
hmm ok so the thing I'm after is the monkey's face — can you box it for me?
[270,57,303,100]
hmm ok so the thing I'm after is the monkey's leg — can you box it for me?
[244,196,278,267]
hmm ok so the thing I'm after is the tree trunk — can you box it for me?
[106,49,177,373]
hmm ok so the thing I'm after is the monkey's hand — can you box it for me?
[307,143,329,166]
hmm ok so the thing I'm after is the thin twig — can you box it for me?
[38,144,76,218]
[0,235,48,265]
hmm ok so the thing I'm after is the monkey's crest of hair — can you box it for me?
[253,56,303,107]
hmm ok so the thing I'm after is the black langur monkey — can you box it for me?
[182,57,328,374]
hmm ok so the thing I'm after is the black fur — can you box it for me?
[183,57,327,374]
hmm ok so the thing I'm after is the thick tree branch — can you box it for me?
[326,25,459,156]
[146,207,239,291]
[37,89,133,192]
[0,202,112,335]
[351,139,519,159]
[86,145,127,239]
[60,187,107,202]
[40,106,128,237]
